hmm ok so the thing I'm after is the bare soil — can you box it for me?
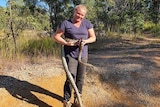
[0,36,160,107]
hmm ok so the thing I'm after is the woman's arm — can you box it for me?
[53,29,76,46]
[83,28,96,44]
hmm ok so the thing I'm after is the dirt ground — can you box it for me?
[0,36,160,107]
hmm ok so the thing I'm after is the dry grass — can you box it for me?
[87,36,160,107]
[0,33,160,107]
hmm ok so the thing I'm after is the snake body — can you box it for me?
[61,38,95,107]
[65,38,94,67]
[61,45,83,107]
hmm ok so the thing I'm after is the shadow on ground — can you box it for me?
[88,37,160,107]
[0,75,63,107]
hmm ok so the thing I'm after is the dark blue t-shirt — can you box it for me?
[59,19,93,58]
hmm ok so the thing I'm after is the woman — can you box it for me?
[54,4,96,107]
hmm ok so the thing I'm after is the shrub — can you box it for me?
[21,37,60,57]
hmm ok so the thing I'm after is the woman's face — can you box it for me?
[73,8,86,22]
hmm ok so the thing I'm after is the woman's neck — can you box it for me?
[71,18,82,28]
[71,18,82,24]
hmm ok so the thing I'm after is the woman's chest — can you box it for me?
[65,23,88,38]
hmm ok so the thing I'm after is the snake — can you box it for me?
[64,38,94,68]
[61,45,83,107]
[61,38,95,107]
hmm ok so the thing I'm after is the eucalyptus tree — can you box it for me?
[6,0,18,54]
[5,0,32,54]
[72,0,83,5]
[109,0,146,36]
[3,0,48,55]
[6,0,48,33]
[148,0,160,24]
[110,0,129,33]
[125,0,145,36]
[22,0,49,31]
[94,0,115,32]
[23,0,38,14]
[40,0,89,33]
[39,0,71,33]
[0,7,9,30]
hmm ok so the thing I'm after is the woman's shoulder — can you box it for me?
[82,19,92,25]
[62,19,72,23]
[83,18,90,23]
[60,19,72,26]
[82,19,93,28]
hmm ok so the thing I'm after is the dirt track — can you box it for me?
[0,37,160,107]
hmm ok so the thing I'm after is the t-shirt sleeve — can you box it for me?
[58,20,66,32]
[86,20,93,29]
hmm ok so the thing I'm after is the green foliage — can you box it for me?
[22,37,60,57]
[143,21,155,31]
[151,25,160,37]
[148,0,160,24]
[0,30,61,59]
[1,0,160,61]
[143,22,160,37]
[0,36,17,58]
[0,7,10,30]
[125,12,144,35]
[0,0,49,31]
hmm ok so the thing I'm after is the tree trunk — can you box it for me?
[9,1,17,55]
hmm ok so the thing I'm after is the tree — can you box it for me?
[8,0,17,54]
[149,0,160,24]
[40,0,96,33]
[94,0,115,31]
